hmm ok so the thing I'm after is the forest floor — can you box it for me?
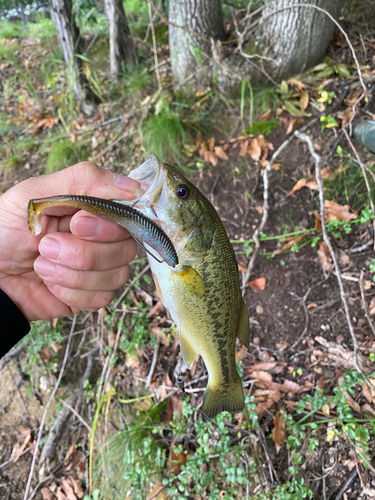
[1,4,375,500]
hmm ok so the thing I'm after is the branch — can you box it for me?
[294,131,364,377]
[24,315,76,500]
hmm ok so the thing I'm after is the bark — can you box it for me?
[104,0,136,77]
[51,0,99,116]
[170,0,344,90]
[254,0,345,81]
[169,0,226,86]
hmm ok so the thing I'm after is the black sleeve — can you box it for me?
[0,289,30,359]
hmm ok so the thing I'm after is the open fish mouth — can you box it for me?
[128,155,167,219]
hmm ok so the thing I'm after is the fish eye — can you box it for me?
[176,184,190,200]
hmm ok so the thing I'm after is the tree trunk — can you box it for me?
[104,0,136,77]
[169,0,226,86]
[254,0,344,82]
[170,0,344,90]
[51,0,99,116]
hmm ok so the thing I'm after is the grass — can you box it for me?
[45,138,90,174]
[0,17,56,39]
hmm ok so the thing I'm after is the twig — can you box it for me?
[331,467,358,500]
[96,129,136,160]
[294,131,365,379]
[343,128,375,248]
[23,315,76,500]
[146,337,161,389]
[289,292,310,350]
[61,400,92,433]
[147,0,162,89]
[359,270,375,336]
[0,445,33,470]
[350,239,373,253]
[112,265,150,310]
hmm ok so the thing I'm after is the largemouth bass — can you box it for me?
[129,155,250,420]
[27,194,178,268]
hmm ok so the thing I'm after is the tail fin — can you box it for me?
[201,375,244,421]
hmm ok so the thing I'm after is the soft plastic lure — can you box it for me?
[27,194,178,267]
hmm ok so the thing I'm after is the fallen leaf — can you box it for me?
[147,300,165,318]
[327,421,337,442]
[237,259,248,273]
[321,166,335,180]
[271,162,282,170]
[148,483,167,500]
[314,211,322,232]
[325,200,357,222]
[249,277,266,290]
[286,178,306,196]
[273,233,307,254]
[166,395,182,422]
[285,117,297,135]
[299,90,309,113]
[259,109,271,121]
[207,137,215,151]
[251,370,273,382]
[338,249,350,266]
[239,139,249,156]
[214,146,229,160]
[362,380,375,404]
[41,488,55,500]
[248,138,262,161]
[317,241,332,271]
[273,411,285,454]
[203,150,218,166]
[287,78,306,91]
[250,361,287,371]
[170,446,187,474]
[343,391,361,414]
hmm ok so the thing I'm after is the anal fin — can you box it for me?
[179,333,198,369]
[238,298,250,349]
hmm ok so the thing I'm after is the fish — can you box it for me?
[27,194,178,268]
[128,155,250,420]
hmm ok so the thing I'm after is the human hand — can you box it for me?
[0,162,141,321]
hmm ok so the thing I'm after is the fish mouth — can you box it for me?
[128,155,168,220]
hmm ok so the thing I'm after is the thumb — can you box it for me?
[18,161,143,203]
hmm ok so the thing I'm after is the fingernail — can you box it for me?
[35,258,56,277]
[40,238,61,260]
[72,216,100,237]
[134,187,146,198]
[114,174,141,192]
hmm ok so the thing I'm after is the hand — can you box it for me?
[0,162,141,321]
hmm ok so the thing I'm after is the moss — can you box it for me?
[45,139,90,174]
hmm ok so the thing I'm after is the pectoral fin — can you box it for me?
[237,298,250,349]
[179,333,198,368]
[177,266,208,298]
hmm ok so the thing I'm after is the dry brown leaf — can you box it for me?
[286,117,297,135]
[239,139,249,156]
[305,181,318,190]
[288,78,306,91]
[207,137,215,151]
[56,488,68,500]
[148,482,168,500]
[251,361,286,371]
[39,347,52,362]
[214,146,229,160]
[203,150,218,166]
[271,162,282,170]
[362,403,375,417]
[259,109,271,121]
[170,446,187,474]
[237,259,248,273]
[299,90,309,113]
[13,428,33,463]
[325,200,357,222]
[317,241,332,271]
[314,211,322,232]
[286,178,306,196]
[321,166,335,180]
[273,411,286,454]
[273,233,307,255]
[248,138,262,161]
[41,488,55,500]
[338,249,350,266]
[251,370,273,382]
[166,395,183,422]
[249,277,266,290]
[362,380,375,404]
[147,300,165,318]
[343,392,361,415]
